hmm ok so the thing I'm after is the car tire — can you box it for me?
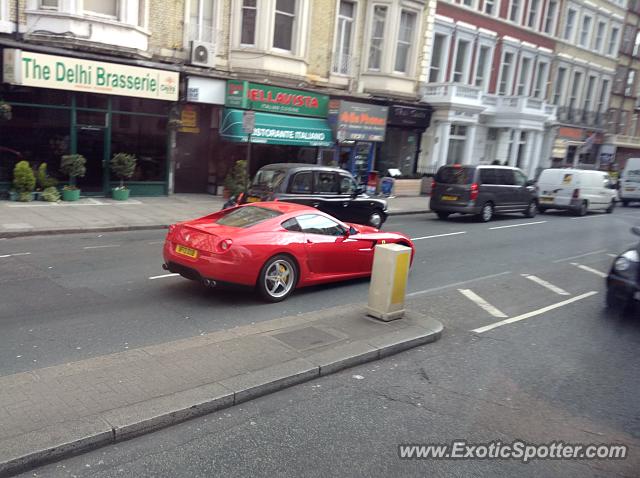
[574,201,588,216]
[257,255,298,303]
[436,211,450,220]
[606,200,616,214]
[477,202,494,222]
[368,210,384,228]
[524,200,537,218]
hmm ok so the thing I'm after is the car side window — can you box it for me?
[297,214,346,237]
[479,169,497,185]
[514,171,527,186]
[496,169,516,185]
[281,218,302,232]
[315,172,338,194]
[339,175,357,194]
[290,172,313,194]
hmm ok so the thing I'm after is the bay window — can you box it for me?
[273,0,296,51]
[368,5,387,70]
[516,56,532,96]
[240,0,257,45]
[429,33,450,83]
[532,61,548,99]
[84,0,117,17]
[474,45,493,91]
[552,67,567,105]
[189,0,216,43]
[333,1,356,75]
[395,10,416,73]
[39,0,58,9]
[498,51,515,96]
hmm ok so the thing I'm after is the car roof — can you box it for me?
[440,164,519,170]
[258,163,347,174]
[241,201,316,214]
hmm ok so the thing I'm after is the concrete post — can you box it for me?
[462,124,477,165]
[509,129,521,167]
[367,243,412,321]
[438,121,451,167]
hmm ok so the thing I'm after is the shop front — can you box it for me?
[327,99,388,185]
[0,49,178,196]
[551,127,602,169]
[219,81,334,178]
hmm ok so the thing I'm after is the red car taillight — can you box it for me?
[431,178,437,191]
[572,188,580,199]
[470,183,479,201]
[218,239,233,252]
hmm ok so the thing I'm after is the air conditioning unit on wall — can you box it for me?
[190,41,216,68]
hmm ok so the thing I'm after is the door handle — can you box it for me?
[342,202,349,207]
[312,202,319,208]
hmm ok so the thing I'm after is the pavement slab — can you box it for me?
[0,303,442,477]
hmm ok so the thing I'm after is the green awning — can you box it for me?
[220,109,333,147]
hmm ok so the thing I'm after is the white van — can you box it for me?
[536,168,617,216]
[619,157,640,206]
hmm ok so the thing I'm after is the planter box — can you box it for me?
[111,188,130,201]
[393,179,422,197]
[62,188,81,201]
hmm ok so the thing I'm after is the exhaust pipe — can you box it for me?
[202,279,217,288]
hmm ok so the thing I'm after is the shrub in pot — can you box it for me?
[42,186,61,202]
[60,154,86,201]
[13,160,36,202]
[110,153,137,201]
[223,160,248,199]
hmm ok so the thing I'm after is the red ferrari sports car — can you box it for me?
[163,202,414,302]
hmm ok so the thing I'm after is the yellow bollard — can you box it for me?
[367,243,411,321]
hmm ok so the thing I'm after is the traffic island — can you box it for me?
[0,304,442,477]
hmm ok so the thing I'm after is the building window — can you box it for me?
[447,125,467,164]
[368,5,387,70]
[395,10,416,73]
[594,20,606,52]
[474,45,492,91]
[498,51,515,95]
[39,0,58,9]
[543,0,557,34]
[583,75,596,113]
[552,67,567,105]
[483,0,496,15]
[461,0,473,6]
[516,56,532,96]
[608,26,620,55]
[84,0,117,17]
[509,0,522,23]
[597,79,610,113]
[273,0,296,51]
[563,8,577,42]
[622,25,636,55]
[527,0,540,29]
[626,70,636,97]
[532,61,548,99]
[429,33,448,83]
[634,31,640,56]
[568,71,583,111]
[189,0,216,43]
[452,39,471,83]
[579,15,592,48]
[240,0,257,45]
[333,1,355,75]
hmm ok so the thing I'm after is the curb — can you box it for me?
[0,315,443,477]
[0,210,434,239]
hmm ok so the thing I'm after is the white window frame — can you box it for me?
[332,0,357,76]
[187,0,219,43]
[272,0,298,53]
[563,7,578,43]
[239,0,258,46]
[608,24,621,56]
[473,40,495,92]
[450,35,474,84]
[508,0,523,24]
[567,69,584,111]
[634,31,640,57]
[497,46,518,96]
[578,13,593,48]
[394,8,418,74]
[429,27,453,83]
[583,74,597,113]
[526,0,541,30]
[596,78,610,114]
[543,0,558,35]
[366,2,389,71]
[516,53,535,96]
[483,0,499,16]
[39,0,59,10]
[552,65,569,105]
[625,69,637,97]
[532,59,549,99]
[594,19,607,53]
[83,0,119,19]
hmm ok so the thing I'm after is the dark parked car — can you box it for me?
[606,226,640,313]
[430,164,538,222]
[242,163,388,228]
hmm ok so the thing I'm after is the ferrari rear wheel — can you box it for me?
[258,255,298,302]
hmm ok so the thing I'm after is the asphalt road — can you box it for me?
[13,206,640,477]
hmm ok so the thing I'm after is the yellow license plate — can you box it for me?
[175,244,198,258]
[626,188,635,191]
[247,196,261,203]
[441,195,458,201]
[540,197,554,203]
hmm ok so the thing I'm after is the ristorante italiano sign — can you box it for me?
[2,49,179,101]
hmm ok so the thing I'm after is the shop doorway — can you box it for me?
[75,126,108,193]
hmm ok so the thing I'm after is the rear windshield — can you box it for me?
[624,169,640,182]
[252,169,286,189]
[216,206,282,228]
[436,166,474,185]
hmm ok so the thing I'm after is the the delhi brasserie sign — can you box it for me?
[2,49,179,101]
[225,80,329,118]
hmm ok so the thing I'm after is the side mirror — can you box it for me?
[349,226,358,235]
[354,186,365,196]
[525,179,536,187]
[632,226,640,236]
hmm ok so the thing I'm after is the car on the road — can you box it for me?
[241,163,389,228]
[163,202,414,302]
[619,157,640,207]
[606,226,640,313]
[430,164,538,222]
[536,168,617,215]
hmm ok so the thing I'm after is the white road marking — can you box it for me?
[83,244,121,250]
[571,263,608,278]
[458,289,508,318]
[472,291,599,334]
[521,274,570,296]
[607,253,617,258]
[147,241,165,245]
[149,273,180,280]
[0,252,31,258]
[411,231,466,241]
[407,271,511,297]
[552,249,608,263]
[489,221,547,230]
[570,214,608,220]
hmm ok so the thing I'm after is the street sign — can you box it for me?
[242,110,256,134]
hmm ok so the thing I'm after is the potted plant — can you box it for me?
[60,154,86,201]
[36,163,58,200]
[42,186,60,202]
[12,161,36,202]
[110,153,137,201]
[223,160,248,199]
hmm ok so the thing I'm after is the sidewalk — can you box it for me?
[0,304,442,476]
[0,194,431,238]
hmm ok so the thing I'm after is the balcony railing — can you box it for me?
[331,53,354,76]
[556,107,606,128]
[421,83,482,105]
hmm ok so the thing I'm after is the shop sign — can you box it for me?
[186,76,226,104]
[387,105,431,128]
[552,139,568,158]
[179,105,200,134]
[599,144,615,164]
[2,49,179,101]
[328,100,388,142]
[224,80,329,118]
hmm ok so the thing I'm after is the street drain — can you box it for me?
[272,327,341,351]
